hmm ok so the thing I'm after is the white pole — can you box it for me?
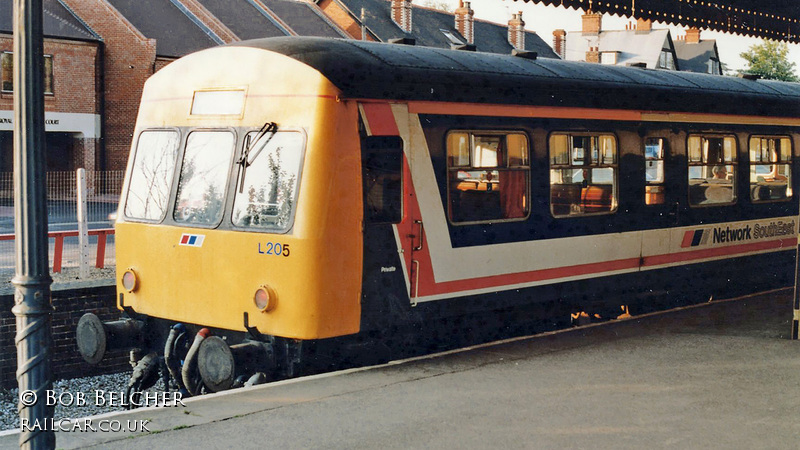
[77,168,89,278]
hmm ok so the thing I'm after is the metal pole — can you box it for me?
[792,243,800,339]
[11,0,54,448]
[77,168,89,279]
[361,8,366,41]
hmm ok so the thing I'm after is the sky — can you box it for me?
[443,0,800,74]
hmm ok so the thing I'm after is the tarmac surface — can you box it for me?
[2,288,800,449]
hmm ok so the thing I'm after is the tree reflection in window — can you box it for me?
[749,136,792,202]
[232,131,304,231]
[173,131,235,225]
[124,130,180,221]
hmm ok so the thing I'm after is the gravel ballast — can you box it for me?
[0,268,138,433]
[0,371,170,432]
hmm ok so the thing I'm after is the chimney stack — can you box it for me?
[552,29,566,59]
[636,18,652,33]
[582,11,602,35]
[454,0,475,45]
[508,11,525,49]
[586,46,600,63]
[391,0,413,34]
[685,27,701,44]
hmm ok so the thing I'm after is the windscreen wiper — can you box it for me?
[238,121,277,193]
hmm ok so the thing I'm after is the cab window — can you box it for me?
[173,131,235,225]
[124,130,180,221]
[232,131,305,232]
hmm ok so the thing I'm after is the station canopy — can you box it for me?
[523,0,800,43]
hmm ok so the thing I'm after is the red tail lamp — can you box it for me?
[254,285,276,312]
[121,269,139,292]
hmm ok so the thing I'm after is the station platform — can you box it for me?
[2,289,800,449]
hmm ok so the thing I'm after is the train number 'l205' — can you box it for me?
[258,242,290,257]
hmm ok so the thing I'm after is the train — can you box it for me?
[77,36,800,394]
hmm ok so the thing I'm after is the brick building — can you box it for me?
[553,12,722,74]
[318,0,559,57]
[556,13,680,70]
[2,0,349,172]
[0,0,102,172]
[673,27,722,75]
[61,0,349,171]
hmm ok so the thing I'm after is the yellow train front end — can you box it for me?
[77,43,365,387]
[119,45,363,339]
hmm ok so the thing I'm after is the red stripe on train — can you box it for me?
[361,102,400,136]
[643,237,796,267]
[410,237,795,298]
[681,230,695,248]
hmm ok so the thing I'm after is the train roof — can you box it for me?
[230,37,800,119]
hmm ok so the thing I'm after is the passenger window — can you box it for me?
[124,130,180,221]
[687,135,737,206]
[645,138,667,205]
[446,131,530,224]
[174,131,235,225]
[749,136,792,202]
[549,133,618,217]
[232,131,305,232]
[363,136,403,224]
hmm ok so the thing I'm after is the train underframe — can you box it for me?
[75,247,794,398]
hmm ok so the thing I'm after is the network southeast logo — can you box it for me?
[179,233,205,247]
[681,229,711,248]
[680,220,796,248]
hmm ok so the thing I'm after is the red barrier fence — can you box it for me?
[0,228,115,273]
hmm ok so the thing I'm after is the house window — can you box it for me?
[687,135,737,206]
[44,55,53,94]
[1,53,11,92]
[749,136,792,202]
[440,29,464,46]
[645,137,667,205]
[550,133,618,217]
[447,131,530,224]
[600,52,618,65]
[1,52,54,95]
[658,50,675,70]
[708,58,721,75]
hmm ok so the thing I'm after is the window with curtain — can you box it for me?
[446,131,530,224]
[749,136,792,203]
[549,133,618,217]
[687,134,737,206]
